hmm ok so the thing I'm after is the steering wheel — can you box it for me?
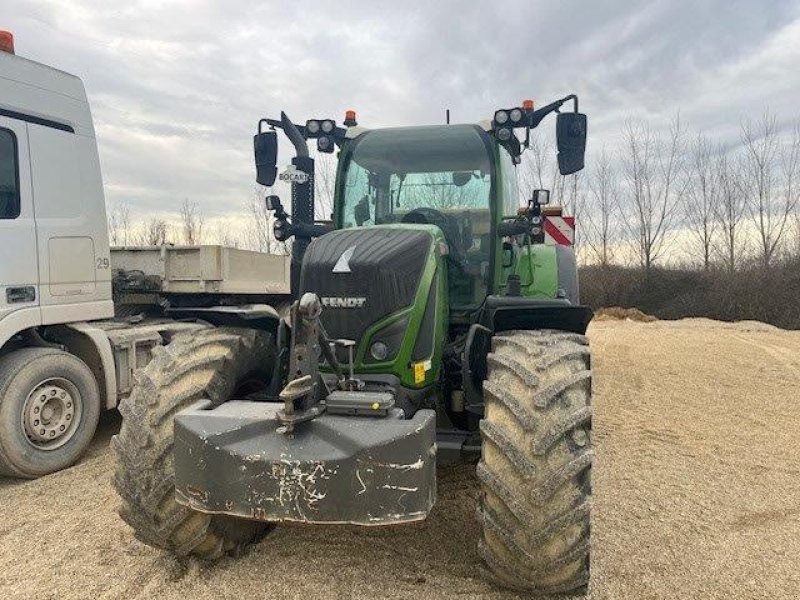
[401,208,465,263]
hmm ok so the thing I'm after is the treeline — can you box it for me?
[579,258,800,329]
[519,109,800,328]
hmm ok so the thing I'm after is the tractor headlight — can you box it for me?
[370,341,389,361]
[306,120,321,135]
[494,110,509,125]
[531,216,543,225]
[509,108,523,124]
[497,127,513,142]
[364,317,408,364]
[321,119,335,134]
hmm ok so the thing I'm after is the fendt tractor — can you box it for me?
[112,93,593,592]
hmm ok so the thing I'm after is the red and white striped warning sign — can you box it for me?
[544,216,575,246]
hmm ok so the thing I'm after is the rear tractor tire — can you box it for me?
[112,327,275,560]
[477,330,592,594]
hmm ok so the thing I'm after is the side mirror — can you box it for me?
[556,113,587,175]
[254,127,278,186]
[354,195,371,226]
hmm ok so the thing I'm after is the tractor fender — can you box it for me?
[482,296,592,335]
[462,297,593,412]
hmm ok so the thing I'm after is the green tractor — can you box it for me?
[113,97,592,594]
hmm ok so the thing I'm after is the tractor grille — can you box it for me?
[299,227,431,346]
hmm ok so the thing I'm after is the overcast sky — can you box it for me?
[6,0,800,226]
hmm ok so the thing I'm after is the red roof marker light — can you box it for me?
[0,30,15,54]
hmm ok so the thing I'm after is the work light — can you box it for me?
[306,119,321,135]
[494,110,509,125]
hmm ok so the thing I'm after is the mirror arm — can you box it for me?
[280,112,309,158]
[527,94,580,129]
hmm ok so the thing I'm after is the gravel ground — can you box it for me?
[1,318,799,599]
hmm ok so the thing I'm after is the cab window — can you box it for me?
[0,128,20,219]
[499,146,520,217]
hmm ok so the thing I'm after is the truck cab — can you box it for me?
[0,33,289,478]
[0,38,113,349]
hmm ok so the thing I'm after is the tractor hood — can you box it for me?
[299,225,446,392]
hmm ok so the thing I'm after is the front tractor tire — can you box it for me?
[112,328,275,560]
[477,330,592,595]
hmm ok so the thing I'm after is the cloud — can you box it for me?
[5,0,800,228]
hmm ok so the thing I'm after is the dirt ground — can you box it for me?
[1,318,799,599]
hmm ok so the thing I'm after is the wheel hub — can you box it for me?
[22,379,81,450]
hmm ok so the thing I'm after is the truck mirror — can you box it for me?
[556,112,587,175]
[254,130,278,186]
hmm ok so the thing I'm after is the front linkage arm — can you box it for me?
[277,293,366,433]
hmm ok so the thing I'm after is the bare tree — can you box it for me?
[243,188,287,254]
[793,201,800,258]
[108,205,120,246]
[518,132,583,253]
[212,218,240,248]
[519,132,572,207]
[685,134,718,270]
[617,115,685,272]
[713,152,749,273]
[740,112,799,268]
[134,218,170,246]
[314,152,337,221]
[402,173,477,211]
[583,149,618,266]
[108,202,131,246]
[520,134,558,195]
[782,122,800,260]
[179,199,204,245]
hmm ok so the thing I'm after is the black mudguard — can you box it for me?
[461,296,593,411]
[174,401,436,525]
[482,295,593,335]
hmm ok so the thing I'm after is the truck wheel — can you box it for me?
[477,330,592,594]
[0,348,101,478]
[112,327,275,559]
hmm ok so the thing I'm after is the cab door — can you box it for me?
[0,117,40,324]
[27,123,98,306]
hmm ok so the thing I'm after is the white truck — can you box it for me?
[0,31,289,477]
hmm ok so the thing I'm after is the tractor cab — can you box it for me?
[335,123,509,312]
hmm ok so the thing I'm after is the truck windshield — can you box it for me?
[338,125,492,229]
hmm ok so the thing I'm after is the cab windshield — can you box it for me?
[339,125,492,227]
[337,124,495,309]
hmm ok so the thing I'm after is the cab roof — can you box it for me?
[0,51,95,137]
